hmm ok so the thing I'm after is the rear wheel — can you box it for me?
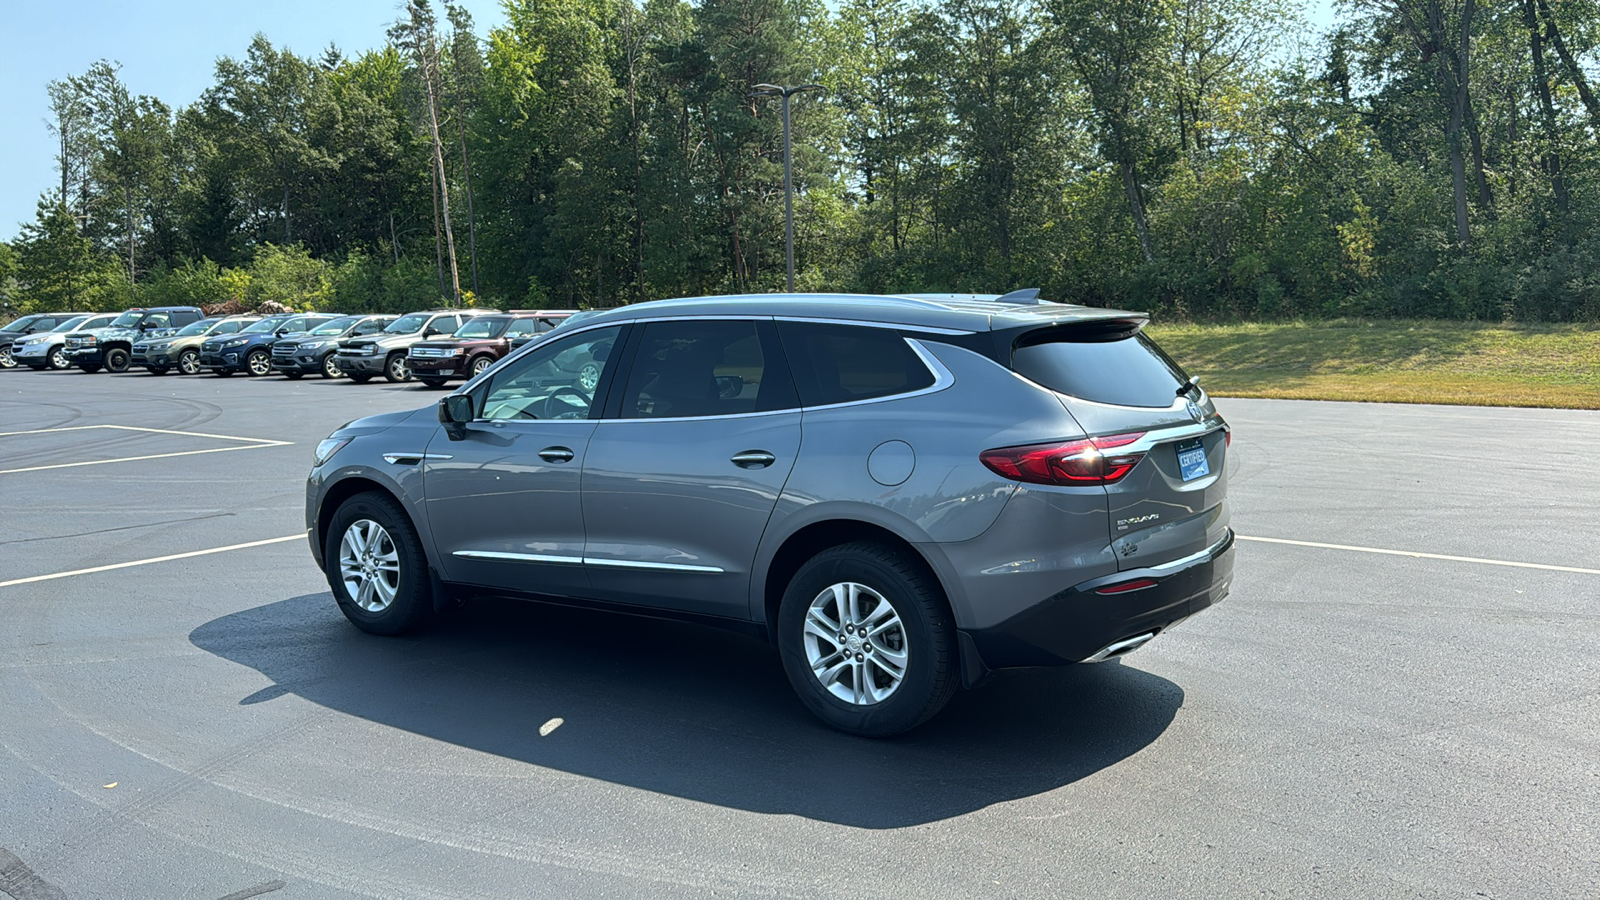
[384,353,411,383]
[146,366,169,376]
[324,492,433,635]
[47,348,71,370]
[104,347,131,373]
[320,354,341,379]
[178,349,201,375]
[777,542,958,738]
[246,349,272,376]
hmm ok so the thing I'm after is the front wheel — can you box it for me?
[48,348,71,370]
[246,349,272,376]
[0,347,15,368]
[776,542,958,738]
[320,354,341,379]
[384,353,411,383]
[324,492,433,635]
[178,349,201,375]
[468,355,495,378]
[104,347,131,373]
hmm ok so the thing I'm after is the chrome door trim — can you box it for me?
[582,557,724,573]
[452,550,584,565]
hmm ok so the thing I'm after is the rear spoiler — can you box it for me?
[1010,315,1149,347]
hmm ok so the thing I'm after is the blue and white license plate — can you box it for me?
[1176,438,1210,481]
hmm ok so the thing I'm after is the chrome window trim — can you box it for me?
[451,550,723,574]
[787,337,956,413]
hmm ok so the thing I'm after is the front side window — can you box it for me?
[619,319,790,418]
[477,326,623,421]
[110,312,143,328]
[1,316,42,334]
[777,322,935,407]
[51,316,92,333]
[387,314,429,334]
[213,321,245,335]
[176,320,214,337]
[141,312,172,329]
[354,318,390,336]
[454,317,508,340]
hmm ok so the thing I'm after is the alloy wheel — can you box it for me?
[338,519,401,613]
[247,350,271,376]
[802,582,909,706]
[0,347,15,368]
[48,348,70,370]
[578,362,600,392]
[322,354,340,378]
[178,350,201,375]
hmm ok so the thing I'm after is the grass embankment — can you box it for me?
[1146,320,1600,410]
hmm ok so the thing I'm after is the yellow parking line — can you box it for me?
[1237,534,1600,575]
[0,535,305,589]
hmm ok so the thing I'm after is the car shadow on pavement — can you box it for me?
[190,593,1184,828]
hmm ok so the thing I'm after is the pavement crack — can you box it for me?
[0,513,236,546]
[216,881,285,900]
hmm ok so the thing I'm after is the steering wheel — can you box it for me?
[541,386,593,420]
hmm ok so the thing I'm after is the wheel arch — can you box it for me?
[315,474,429,572]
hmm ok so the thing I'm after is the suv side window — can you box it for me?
[477,325,623,421]
[776,322,935,407]
[430,315,461,336]
[213,321,243,335]
[617,319,794,419]
[143,312,172,329]
[354,319,385,336]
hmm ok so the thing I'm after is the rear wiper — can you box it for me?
[1176,376,1202,401]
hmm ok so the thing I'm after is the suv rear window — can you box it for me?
[1011,326,1188,408]
[778,322,935,407]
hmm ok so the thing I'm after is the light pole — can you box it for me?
[751,82,825,292]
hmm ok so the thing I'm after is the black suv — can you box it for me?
[64,307,205,373]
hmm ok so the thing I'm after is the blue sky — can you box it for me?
[1,0,1338,242]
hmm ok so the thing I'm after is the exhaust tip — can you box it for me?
[1084,631,1157,663]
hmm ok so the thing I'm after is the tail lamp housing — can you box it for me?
[980,432,1146,486]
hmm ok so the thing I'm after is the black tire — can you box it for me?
[347,373,373,384]
[147,366,169,376]
[283,371,304,380]
[104,347,131,373]
[78,363,102,374]
[468,355,495,378]
[47,348,71,370]
[418,376,448,389]
[320,353,341,378]
[245,349,272,376]
[324,491,433,635]
[0,347,15,368]
[776,542,958,738]
[178,349,201,375]
[384,352,411,383]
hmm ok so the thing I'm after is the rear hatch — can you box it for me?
[1005,318,1229,571]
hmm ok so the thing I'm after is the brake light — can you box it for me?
[980,432,1146,486]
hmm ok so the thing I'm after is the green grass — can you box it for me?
[1146,319,1600,409]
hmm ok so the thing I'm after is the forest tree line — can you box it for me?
[2,0,1600,322]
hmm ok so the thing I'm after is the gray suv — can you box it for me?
[333,308,496,383]
[305,292,1233,736]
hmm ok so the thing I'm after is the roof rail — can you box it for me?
[994,288,1042,305]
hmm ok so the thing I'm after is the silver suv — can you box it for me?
[306,293,1233,736]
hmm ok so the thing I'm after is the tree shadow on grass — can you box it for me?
[191,593,1184,828]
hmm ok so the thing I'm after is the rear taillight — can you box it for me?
[980,432,1146,486]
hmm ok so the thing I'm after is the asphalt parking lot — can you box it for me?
[2,368,1597,899]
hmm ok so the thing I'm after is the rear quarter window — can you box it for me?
[1011,328,1188,409]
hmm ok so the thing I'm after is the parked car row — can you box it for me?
[1,306,577,386]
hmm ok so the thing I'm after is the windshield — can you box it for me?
[386,314,428,334]
[454,318,508,339]
[110,312,144,328]
[1,316,42,333]
[51,316,92,333]
[312,316,360,336]
[241,317,287,334]
[176,320,214,337]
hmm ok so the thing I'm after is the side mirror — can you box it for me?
[438,394,475,441]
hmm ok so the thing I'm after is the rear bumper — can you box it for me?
[961,530,1233,671]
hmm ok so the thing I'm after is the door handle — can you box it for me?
[730,450,776,469]
[538,446,576,463]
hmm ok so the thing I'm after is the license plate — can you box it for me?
[1176,438,1210,481]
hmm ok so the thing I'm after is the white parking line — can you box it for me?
[0,424,293,475]
[1237,534,1600,575]
[0,534,305,589]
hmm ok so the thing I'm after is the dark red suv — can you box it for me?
[407,311,575,387]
